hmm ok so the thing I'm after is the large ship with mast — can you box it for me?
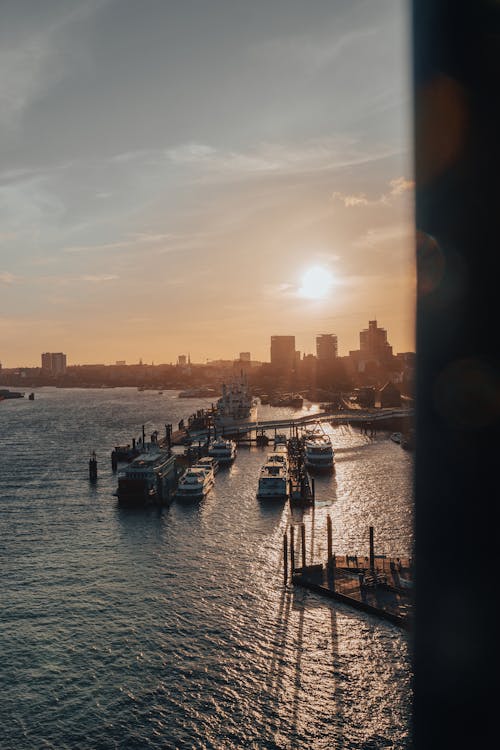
[213,371,257,432]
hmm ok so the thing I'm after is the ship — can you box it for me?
[0,389,25,399]
[213,371,257,432]
[114,436,177,506]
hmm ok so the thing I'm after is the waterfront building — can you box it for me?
[41,352,67,375]
[177,355,187,366]
[239,352,251,362]
[359,320,393,361]
[316,333,338,361]
[270,336,296,373]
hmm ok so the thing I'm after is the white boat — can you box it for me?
[176,467,214,500]
[213,371,257,431]
[207,437,237,465]
[257,462,288,499]
[302,430,334,472]
[194,456,219,475]
[115,440,177,506]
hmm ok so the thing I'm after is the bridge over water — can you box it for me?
[189,407,414,439]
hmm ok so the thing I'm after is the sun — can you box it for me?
[298,266,334,299]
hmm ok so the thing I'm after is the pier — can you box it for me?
[284,522,413,630]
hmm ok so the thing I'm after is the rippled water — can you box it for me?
[0,388,413,749]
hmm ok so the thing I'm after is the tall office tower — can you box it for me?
[270,336,296,373]
[177,355,187,366]
[316,334,338,361]
[359,320,393,361]
[41,352,67,375]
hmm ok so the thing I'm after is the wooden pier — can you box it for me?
[284,522,413,630]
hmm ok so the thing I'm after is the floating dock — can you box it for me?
[284,522,413,630]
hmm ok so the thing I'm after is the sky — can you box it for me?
[0,0,414,367]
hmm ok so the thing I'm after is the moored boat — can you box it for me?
[213,371,257,431]
[114,441,177,506]
[207,437,237,465]
[175,466,214,500]
[257,462,288,500]
[302,428,334,472]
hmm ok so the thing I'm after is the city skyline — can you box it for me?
[1,318,412,369]
[0,1,414,368]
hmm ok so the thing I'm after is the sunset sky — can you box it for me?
[0,0,414,368]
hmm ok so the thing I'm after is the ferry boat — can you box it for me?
[195,456,219,475]
[207,437,237,465]
[213,371,257,431]
[302,429,335,472]
[175,466,214,500]
[114,440,177,506]
[257,462,288,500]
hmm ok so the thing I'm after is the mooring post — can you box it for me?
[311,476,315,504]
[283,533,288,585]
[331,553,336,591]
[300,523,306,568]
[290,525,295,574]
[89,450,97,481]
[327,515,332,562]
[369,526,375,572]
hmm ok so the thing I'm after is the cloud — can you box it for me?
[0,271,17,284]
[165,137,400,185]
[389,177,415,195]
[79,274,118,283]
[332,191,370,208]
[353,223,413,249]
[332,176,414,209]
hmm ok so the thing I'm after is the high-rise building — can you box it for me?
[41,352,67,375]
[359,320,393,360]
[177,355,187,366]
[239,352,251,362]
[270,336,296,372]
[316,334,338,361]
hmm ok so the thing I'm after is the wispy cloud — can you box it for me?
[0,271,17,284]
[79,274,118,283]
[353,223,413,249]
[0,1,106,129]
[165,138,400,184]
[332,176,414,208]
[389,176,414,195]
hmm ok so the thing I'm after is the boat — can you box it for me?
[273,434,288,450]
[213,371,257,431]
[207,437,237,465]
[178,387,218,398]
[265,451,288,471]
[0,389,25,399]
[29,392,35,400]
[195,456,219,475]
[390,432,402,444]
[270,393,303,408]
[114,440,177,506]
[175,466,214,500]
[301,428,334,472]
[257,462,288,500]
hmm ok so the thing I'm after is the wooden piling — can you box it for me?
[283,533,288,584]
[369,526,375,572]
[327,515,332,561]
[300,523,306,568]
[290,525,295,573]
